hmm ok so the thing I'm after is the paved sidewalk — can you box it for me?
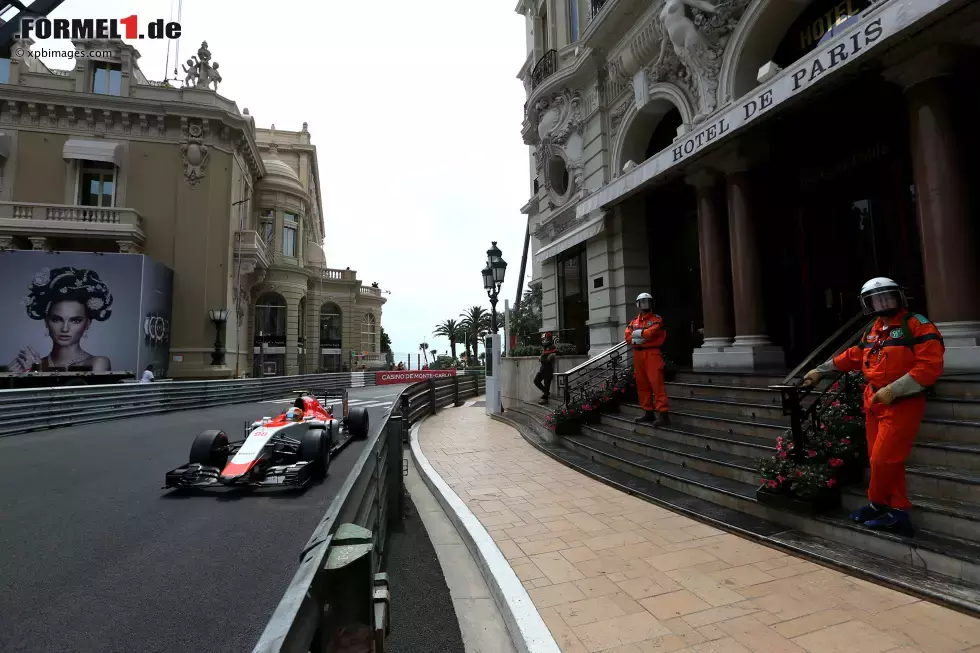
[416,403,980,653]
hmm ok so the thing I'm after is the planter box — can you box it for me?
[598,399,619,413]
[836,461,865,487]
[756,484,841,514]
[582,410,601,424]
[553,421,579,436]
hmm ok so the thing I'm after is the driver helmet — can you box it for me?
[285,407,304,422]
[636,292,654,313]
[859,277,906,317]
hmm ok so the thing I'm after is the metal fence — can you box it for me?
[252,372,485,653]
[0,372,375,438]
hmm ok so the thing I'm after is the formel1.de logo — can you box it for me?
[18,16,182,41]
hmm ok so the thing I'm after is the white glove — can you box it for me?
[631,330,645,345]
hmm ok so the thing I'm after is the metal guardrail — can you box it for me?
[0,372,376,438]
[252,372,486,653]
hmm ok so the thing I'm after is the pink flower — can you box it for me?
[767,480,778,489]
[831,401,841,407]
[829,458,844,468]
[795,470,803,478]
[826,478,837,488]
[807,450,817,458]
[776,442,783,452]
[777,475,786,484]
[779,451,788,460]
[841,438,851,445]
[831,382,840,391]
[843,416,854,423]
[825,441,833,448]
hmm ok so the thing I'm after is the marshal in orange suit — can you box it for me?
[625,292,670,427]
[804,277,944,537]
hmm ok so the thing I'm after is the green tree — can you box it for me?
[508,285,543,349]
[459,305,489,361]
[380,327,392,354]
[433,319,461,359]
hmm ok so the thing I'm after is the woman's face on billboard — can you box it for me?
[45,300,90,346]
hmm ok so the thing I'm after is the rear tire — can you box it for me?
[300,428,330,480]
[348,407,370,440]
[189,430,229,468]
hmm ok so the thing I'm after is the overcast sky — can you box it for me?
[32,0,532,363]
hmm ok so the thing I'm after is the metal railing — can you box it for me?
[590,0,608,19]
[555,341,633,406]
[252,372,486,653]
[530,49,557,90]
[769,312,872,462]
[0,372,375,438]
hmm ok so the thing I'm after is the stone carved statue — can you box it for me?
[182,41,222,92]
[655,0,720,123]
[180,122,210,186]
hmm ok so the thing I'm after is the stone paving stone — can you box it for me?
[417,405,980,653]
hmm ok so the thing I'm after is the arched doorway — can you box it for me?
[634,105,704,366]
[297,297,307,375]
[254,292,287,376]
[360,313,377,369]
[320,302,343,372]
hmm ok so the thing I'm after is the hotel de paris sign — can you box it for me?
[576,0,956,219]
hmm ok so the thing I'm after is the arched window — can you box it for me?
[254,292,286,346]
[320,302,343,372]
[362,313,377,354]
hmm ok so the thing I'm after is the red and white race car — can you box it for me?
[164,389,370,489]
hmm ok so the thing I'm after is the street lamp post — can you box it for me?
[208,308,229,366]
[482,241,507,333]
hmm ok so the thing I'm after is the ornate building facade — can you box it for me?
[0,38,385,379]
[517,0,980,371]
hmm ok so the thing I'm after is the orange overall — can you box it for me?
[832,310,944,510]
[626,312,668,413]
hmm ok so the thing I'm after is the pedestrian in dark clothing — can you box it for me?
[534,332,558,405]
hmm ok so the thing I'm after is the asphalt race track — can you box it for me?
[0,383,409,653]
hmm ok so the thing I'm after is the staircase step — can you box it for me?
[580,423,759,485]
[671,370,786,388]
[843,489,980,541]
[934,377,980,401]
[910,440,980,473]
[906,464,980,503]
[666,381,785,404]
[498,412,980,614]
[919,416,980,445]
[622,402,787,440]
[600,412,774,460]
[667,394,787,421]
[926,397,980,421]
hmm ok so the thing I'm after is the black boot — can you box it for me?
[538,395,549,405]
[634,411,656,423]
[654,412,671,428]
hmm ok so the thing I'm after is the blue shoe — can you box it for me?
[864,509,916,537]
[850,503,886,523]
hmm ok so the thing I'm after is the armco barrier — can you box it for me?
[252,372,486,653]
[0,372,375,438]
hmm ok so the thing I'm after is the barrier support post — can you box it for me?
[386,415,404,528]
[320,524,377,652]
[427,379,437,415]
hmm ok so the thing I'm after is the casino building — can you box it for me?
[0,38,385,378]
[516,0,980,371]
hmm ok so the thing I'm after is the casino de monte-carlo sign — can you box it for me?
[576,0,956,220]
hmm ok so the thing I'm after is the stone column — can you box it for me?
[721,159,785,369]
[687,170,736,368]
[886,47,980,371]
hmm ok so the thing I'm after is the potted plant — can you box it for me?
[595,383,619,412]
[757,455,842,513]
[545,404,581,435]
[578,395,602,424]
[661,353,676,382]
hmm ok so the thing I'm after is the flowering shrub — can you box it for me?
[544,404,581,431]
[758,372,867,500]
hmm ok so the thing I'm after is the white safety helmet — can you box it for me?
[636,292,654,312]
[859,277,906,317]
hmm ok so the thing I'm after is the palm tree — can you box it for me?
[419,341,429,365]
[459,305,489,362]
[433,319,461,359]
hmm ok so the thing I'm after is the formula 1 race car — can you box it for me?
[164,389,370,489]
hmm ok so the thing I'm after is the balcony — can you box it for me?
[318,267,358,282]
[234,230,270,274]
[0,202,146,245]
[360,285,383,298]
[530,49,558,90]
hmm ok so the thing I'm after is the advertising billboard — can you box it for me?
[0,250,174,377]
[376,369,457,385]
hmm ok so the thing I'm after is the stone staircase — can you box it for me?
[503,369,980,614]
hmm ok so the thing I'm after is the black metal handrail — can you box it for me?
[556,341,633,406]
[590,0,608,19]
[530,49,557,90]
[770,312,872,463]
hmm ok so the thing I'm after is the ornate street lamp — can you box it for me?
[482,241,507,333]
[208,308,229,366]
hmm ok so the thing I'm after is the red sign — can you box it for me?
[375,369,457,385]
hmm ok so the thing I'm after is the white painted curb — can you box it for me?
[409,419,561,653]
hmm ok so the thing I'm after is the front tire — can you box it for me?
[189,430,229,468]
[348,407,369,440]
[300,428,330,480]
